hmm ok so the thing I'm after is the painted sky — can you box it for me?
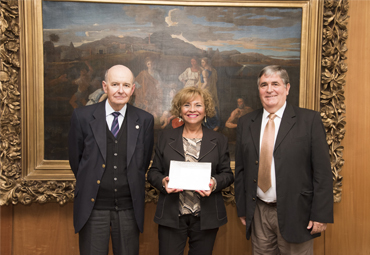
[42,1,302,59]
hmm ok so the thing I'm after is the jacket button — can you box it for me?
[91,198,95,202]
[97,180,100,184]
[102,164,105,168]
[252,197,256,201]
[253,179,257,183]
[255,161,258,165]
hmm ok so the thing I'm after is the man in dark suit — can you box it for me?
[68,65,154,255]
[235,65,333,254]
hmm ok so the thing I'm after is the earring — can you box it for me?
[204,116,207,123]
[178,116,183,122]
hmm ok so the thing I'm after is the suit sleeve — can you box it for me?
[147,131,167,194]
[68,109,84,177]
[143,114,154,172]
[310,112,334,223]
[234,117,246,217]
[212,134,234,193]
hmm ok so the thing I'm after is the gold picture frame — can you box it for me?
[0,0,346,205]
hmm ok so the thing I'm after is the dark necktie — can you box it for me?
[258,113,277,193]
[111,112,120,137]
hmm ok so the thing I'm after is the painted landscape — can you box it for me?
[42,1,302,160]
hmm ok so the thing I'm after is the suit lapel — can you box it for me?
[168,126,185,159]
[250,109,263,155]
[274,103,296,151]
[199,126,217,161]
[126,104,140,166]
[167,126,220,161]
[91,101,107,162]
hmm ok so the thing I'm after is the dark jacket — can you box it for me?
[147,125,234,230]
[68,101,154,233]
[235,104,334,243]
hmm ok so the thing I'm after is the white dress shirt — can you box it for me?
[105,101,127,131]
[257,102,287,203]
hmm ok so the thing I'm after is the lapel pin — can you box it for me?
[136,125,139,129]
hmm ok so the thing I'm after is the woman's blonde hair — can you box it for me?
[171,87,215,118]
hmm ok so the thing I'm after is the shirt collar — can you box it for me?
[105,100,127,118]
[263,101,287,120]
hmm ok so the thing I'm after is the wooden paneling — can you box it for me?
[12,203,78,255]
[0,205,13,255]
[324,0,370,255]
[7,201,326,255]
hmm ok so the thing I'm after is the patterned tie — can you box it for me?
[258,113,277,193]
[111,112,120,137]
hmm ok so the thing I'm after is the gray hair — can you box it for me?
[104,69,109,82]
[257,65,290,87]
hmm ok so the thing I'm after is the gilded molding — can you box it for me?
[0,1,75,205]
[0,0,23,205]
[321,0,348,203]
[0,0,347,205]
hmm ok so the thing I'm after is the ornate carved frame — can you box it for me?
[0,0,346,205]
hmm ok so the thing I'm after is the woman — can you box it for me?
[200,57,220,131]
[135,57,163,117]
[148,87,234,255]
[178,57,202,88]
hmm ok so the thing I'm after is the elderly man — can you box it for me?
[68,65,154,255]
[235,65,333,255]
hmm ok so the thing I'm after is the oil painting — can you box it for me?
[42,1,302,160]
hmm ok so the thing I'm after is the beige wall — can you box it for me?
[1,1,370,254]
[324,0,370,254]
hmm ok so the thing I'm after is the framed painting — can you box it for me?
[41,0,307,162]
[0,0,347,204]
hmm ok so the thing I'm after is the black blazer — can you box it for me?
[147,125,234,230]
[235,104,333,243]
[68,101,154,233]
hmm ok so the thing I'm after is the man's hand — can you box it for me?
[239,216,246,226]
[307,221,327,235]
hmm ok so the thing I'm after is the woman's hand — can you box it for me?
[162,176,182,194]
[195,178,215,197]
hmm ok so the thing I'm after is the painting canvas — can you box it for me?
[42,1,302,160]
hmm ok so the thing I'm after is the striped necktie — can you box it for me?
[111,112,120,137]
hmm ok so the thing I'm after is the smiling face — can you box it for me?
[180,94,206,127]
[258,73,290,113]
[102,65,135,111]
